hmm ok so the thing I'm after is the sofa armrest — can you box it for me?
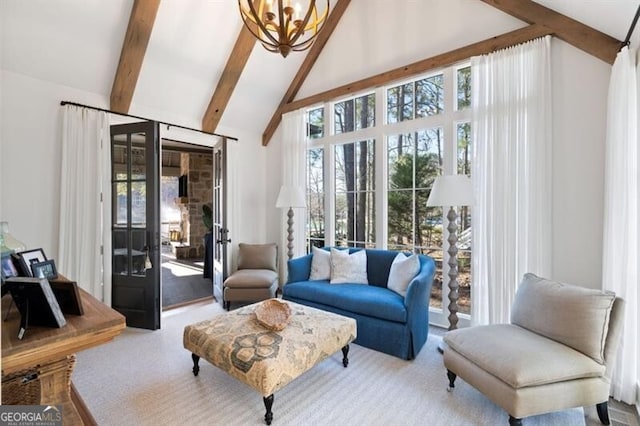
[405,255,436,313]
[286,254,313,284]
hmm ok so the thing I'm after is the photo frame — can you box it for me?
[4,277,66,339]
[1,253,19,282]
[16,248,47,277]
[49,279,84,315]
[31,259,58,280]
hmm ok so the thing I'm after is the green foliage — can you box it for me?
[202,204,213,231]
[387,152,441,248]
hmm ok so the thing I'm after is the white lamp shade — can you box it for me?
[426,175,474,207]
[275,185,306,208]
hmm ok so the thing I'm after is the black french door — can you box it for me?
[110,121,161,330]
[212,137,229,306]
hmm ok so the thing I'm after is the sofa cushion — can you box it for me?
[387,253,420,297]
[511,273,616,364]
[444,324,606,389]
[283,281,407,323]
[238,243,277,271]
[330,249,368,284]
[365,249,397,288]
[309,246,331,280]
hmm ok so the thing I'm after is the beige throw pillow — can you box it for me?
[511,273,616,364]
[330,248,368,284]
[309,246,331,280]
[387,253,420,297]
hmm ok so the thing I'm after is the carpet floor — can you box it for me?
[73,300,588,426]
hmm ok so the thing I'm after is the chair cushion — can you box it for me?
[511,273,616,364]
[224,269,278,289]
[283,281,407,323]
[444,324,606,389]
[237,243,277,271]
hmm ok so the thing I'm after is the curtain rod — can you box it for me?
[60,101,238,141]
[622,4,640,48]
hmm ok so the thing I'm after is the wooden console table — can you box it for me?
[2,287,125,425]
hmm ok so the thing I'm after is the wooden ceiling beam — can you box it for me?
[201,15,258,133]
[262,24,551,145]
[110,0,161,114]
[262,0,351,146]
[481,0,622,65]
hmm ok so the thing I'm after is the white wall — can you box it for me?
[550,40,611,289]
[0,70,268,277]
[0,70,107,258]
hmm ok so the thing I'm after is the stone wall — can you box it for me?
[179,152,213,258]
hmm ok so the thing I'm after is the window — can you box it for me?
[307,147,325,250]
[335,140,375,247]
[305,63,472,325]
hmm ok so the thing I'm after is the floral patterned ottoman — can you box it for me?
[183,299,357,425]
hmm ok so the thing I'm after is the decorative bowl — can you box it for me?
[255,299,292,331]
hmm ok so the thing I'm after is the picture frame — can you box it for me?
[49,278,84,315]
[1,253,19,282]
[4,277,66,339]
[31,259,58,280]
[16,248,47,277]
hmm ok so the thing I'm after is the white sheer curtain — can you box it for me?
[279,109,308,265]
[602,46,639,404]
[58,105,111,301]
[471,36,552,326]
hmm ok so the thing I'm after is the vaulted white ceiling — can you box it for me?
[1,0,639,139]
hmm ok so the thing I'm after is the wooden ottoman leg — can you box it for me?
[341,345,350,367]
[263,394,274,425]
[191,353,200,376]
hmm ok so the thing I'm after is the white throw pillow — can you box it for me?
[387,253,420,297]
[309,246,331,280]
[330,248,368,284]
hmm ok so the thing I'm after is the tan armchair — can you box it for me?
[443,273,624,425]
[222,243,278,310]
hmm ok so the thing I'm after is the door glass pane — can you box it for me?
[112,142,128,180]
[131,143,146,180]
[131,230,146,277]
[131,181,146,227]
[113,230,128,275]
[114,182,128,226]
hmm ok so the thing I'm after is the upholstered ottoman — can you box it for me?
[183,300,357,425]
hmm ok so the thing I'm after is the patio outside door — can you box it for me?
[110,121,161,330]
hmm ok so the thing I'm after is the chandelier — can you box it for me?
[238,0,330,58]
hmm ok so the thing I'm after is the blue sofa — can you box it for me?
[282,248,436,360]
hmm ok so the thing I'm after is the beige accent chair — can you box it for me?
[443,273,624,426]
[223,243,278,310]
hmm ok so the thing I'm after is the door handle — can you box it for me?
[216,228,231,245]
